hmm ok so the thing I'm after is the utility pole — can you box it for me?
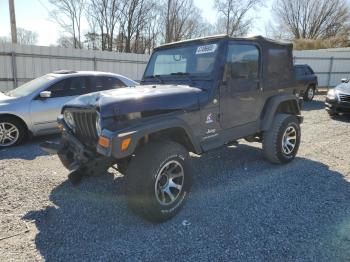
[165,0,172,43]
[9,0,17,44]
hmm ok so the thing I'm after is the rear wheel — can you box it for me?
[303,86,315,101]
[126,141,192,222]
[0,117,27,148]
[263,114,301,164]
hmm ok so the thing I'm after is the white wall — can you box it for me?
[0,43,150,92]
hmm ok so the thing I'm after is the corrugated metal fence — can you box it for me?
[294,48,350,87]
[0,43,149,92]
[2,43,350,91]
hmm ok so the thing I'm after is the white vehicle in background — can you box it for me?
[0,70,138,148]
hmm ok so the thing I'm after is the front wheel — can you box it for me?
[126,141,192,222]
[0,117,27,148]
[263,114,301,164]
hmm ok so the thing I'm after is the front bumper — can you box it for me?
[40,131,96,171]
[325,98,350,114]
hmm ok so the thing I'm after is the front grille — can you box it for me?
[72,111,98,147]
[339,93,350,103]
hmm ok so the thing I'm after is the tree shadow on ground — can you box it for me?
[24,144,350,261]
[0,134,59,161]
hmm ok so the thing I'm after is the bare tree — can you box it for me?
[56,35,75,48]
[141,4,162,53]
[0,29,38,45]
[87,0,202,52]
[163,0,208,43]
[0,36,11,44]
[16,28,38,45]
[273,0,350,40]
[49,0,85,48]
[117,0,155,53]
[84,32,101,49]
[87,0,123,51]
[214,0,262,36]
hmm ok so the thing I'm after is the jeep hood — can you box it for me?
[65,84,202,117]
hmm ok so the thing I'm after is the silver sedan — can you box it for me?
[0,70,137,147]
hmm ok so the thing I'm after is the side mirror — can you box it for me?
[40,91,51,98]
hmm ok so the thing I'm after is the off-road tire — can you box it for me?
[0,116,27,148]
[263,114,301,164]
[303,86,315,102]
[126,141,192,222]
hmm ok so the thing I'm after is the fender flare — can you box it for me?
[260,94,302,131]
[98,116,201,159]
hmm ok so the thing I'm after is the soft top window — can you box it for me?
[268,48,293,84]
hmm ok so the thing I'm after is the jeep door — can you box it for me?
[29,76,91,135]
[219,42,264,129]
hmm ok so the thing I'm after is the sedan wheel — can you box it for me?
[0,122,20,147]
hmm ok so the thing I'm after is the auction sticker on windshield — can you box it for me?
[196,44,217,55]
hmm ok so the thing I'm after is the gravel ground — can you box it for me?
[0,95,350,262]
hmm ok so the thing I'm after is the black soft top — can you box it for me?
[156,35,293,50]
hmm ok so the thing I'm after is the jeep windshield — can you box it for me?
[144,42,220,79]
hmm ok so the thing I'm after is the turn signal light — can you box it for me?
[121,138,131,151]
[57,123,64,131]
[98,136,110,148]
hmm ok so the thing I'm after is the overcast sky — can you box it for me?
[0,0,273,46]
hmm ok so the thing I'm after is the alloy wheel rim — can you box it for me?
[0,122,19,147]
[308,88,314,99]
[155,160,184,206]
[282,125,297,155]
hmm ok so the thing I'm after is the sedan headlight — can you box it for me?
[96,112,102,136]
[327,89,337,100]
[63,110,75,130]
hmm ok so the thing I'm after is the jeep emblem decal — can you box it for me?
[206,128,216,134]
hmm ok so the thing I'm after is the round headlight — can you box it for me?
[96,112,102,136]
[64,110,75,129]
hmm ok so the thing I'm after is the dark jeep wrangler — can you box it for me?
[42,35,303,222]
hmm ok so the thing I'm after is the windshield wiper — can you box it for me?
[170,72,195,85]
[145,75,163,83]
[170,72,191,76]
